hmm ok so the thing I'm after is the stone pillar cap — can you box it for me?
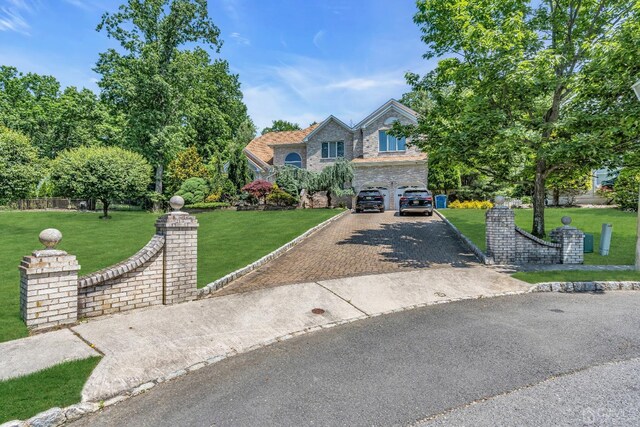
[169,195,185,211]
[39,228,62,249]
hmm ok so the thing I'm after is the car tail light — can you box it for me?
[426,196,433,201]
[374,196,383,201]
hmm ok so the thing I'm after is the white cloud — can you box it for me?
[229,31,250,46]
[62,0,104,11]
[312,30,325,49]
[240,55,416,131]
[0,0,37,35]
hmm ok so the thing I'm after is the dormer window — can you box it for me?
[284,152,302,168]
[379,130,406,152]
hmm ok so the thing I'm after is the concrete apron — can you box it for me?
[69,266,530,402]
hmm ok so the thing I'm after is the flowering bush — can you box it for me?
[448,200,494,209]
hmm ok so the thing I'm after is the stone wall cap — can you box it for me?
[31,249,68,257]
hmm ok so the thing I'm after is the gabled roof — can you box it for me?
[243,124,319,167]
[303,115,353,142]
[353,99,418,129]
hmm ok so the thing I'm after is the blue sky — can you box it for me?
[0,0,436,131]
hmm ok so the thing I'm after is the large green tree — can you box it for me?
[0,67,117,158]
[0,127,42,204]
[403,0,639,237]
[95,0,222,201]
[51,146,152,218]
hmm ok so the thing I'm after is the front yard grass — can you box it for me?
[513,270,640,284]
[0,356,101,423]
[0,209,342,343]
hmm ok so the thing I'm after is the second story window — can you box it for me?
[321,141,344,159]
[379,130,406,152]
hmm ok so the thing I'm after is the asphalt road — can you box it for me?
[73,292,640,426]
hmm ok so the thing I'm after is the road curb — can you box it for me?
[197,209,350,297]
[531,281,640,292]
[434,209,493,265]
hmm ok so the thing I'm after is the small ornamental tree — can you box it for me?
[0,127,42,204]
[167,146,210,193]
[176,177,209,205]
[241,179,273,204]
[308,159,354,208]
[52,146,151,218]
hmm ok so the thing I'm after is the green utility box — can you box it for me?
[583,233,594,253]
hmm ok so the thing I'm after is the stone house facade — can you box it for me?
[244,100,427,210]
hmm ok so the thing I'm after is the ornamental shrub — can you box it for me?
[612,168,640,211]
[176,177,209,205]
[266,187,298,207]
[241,179,273,203]
[184,201,230,209]
[448,200,494,209]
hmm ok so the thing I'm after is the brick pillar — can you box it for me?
[485,197,515,264]
[155,196,199,304]
[19,229,80,331]
[550,216,584,264]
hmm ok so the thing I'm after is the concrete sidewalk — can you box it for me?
[0,266,530,403]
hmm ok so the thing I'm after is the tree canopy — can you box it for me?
[402,0,640,237]
[261,120,301,135]
[0,127,42,204]
[51,146,151,218]
[95,0,250,202]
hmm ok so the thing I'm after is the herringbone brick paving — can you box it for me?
[214,211,477,296]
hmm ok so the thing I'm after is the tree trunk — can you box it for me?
[326,190,332,208]
[553,188,560,206]
[154,164,164,212]
[532,159,547,238]
[101,199,110,219]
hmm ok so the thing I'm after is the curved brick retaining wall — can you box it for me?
[77,236,165,318]
[19,210,199,331]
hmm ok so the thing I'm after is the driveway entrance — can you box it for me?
[215,211,477,296]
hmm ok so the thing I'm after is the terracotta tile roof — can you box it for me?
[351,154,427,164]
[244,124,319,166]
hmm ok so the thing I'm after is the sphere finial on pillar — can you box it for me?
[169,195,185,211]
[561,216,572,226]
[494,195,506,207]
[39,228,62,249]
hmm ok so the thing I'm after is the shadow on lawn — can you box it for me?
[337,216,478,269]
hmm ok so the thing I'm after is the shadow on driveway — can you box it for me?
[337,218,478,268]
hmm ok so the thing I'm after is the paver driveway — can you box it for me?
[214,211,478,296]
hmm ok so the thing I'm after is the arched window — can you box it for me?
[284,152,302,168]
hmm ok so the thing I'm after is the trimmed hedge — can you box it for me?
[184,202,231,209]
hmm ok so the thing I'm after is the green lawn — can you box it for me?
[0,209,341,343]
[0,357,101,423]
[513,270,640,284]
[441,207,637,265]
